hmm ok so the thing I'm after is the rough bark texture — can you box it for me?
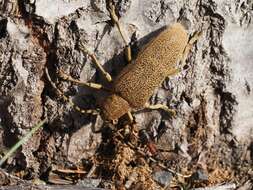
[0,0,252,189]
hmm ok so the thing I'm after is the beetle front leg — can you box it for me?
[127,111,134,123]
[107,0,132,63]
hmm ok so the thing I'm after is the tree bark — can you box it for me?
[0,0,252,189]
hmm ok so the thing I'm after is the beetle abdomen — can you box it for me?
[114,23,188,108]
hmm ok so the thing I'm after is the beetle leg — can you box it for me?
[45,68,100,115]
[79,44,112,82]
[124,45,132,64]
[145,103,176,116]
[127,111,134,123]
[58,69,111,92]
[108,0,132,63]
[166,68,180,77]
[180,31,202,68]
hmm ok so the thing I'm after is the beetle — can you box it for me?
[45,2,200,123]
[101,23,189,121]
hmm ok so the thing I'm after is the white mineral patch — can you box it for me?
[35,0,89,24]
[223,23,253,141]
[12,55,29,86]
[6,19,29,50]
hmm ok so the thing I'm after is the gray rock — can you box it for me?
[152,170,173,187]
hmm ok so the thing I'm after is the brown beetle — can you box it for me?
[101,23,189,121]
[45,2,200,123]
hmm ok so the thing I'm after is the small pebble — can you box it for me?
[152,170,173,187]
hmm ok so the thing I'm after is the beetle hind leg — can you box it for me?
[166,68,180,77]
[145,103,176,117]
